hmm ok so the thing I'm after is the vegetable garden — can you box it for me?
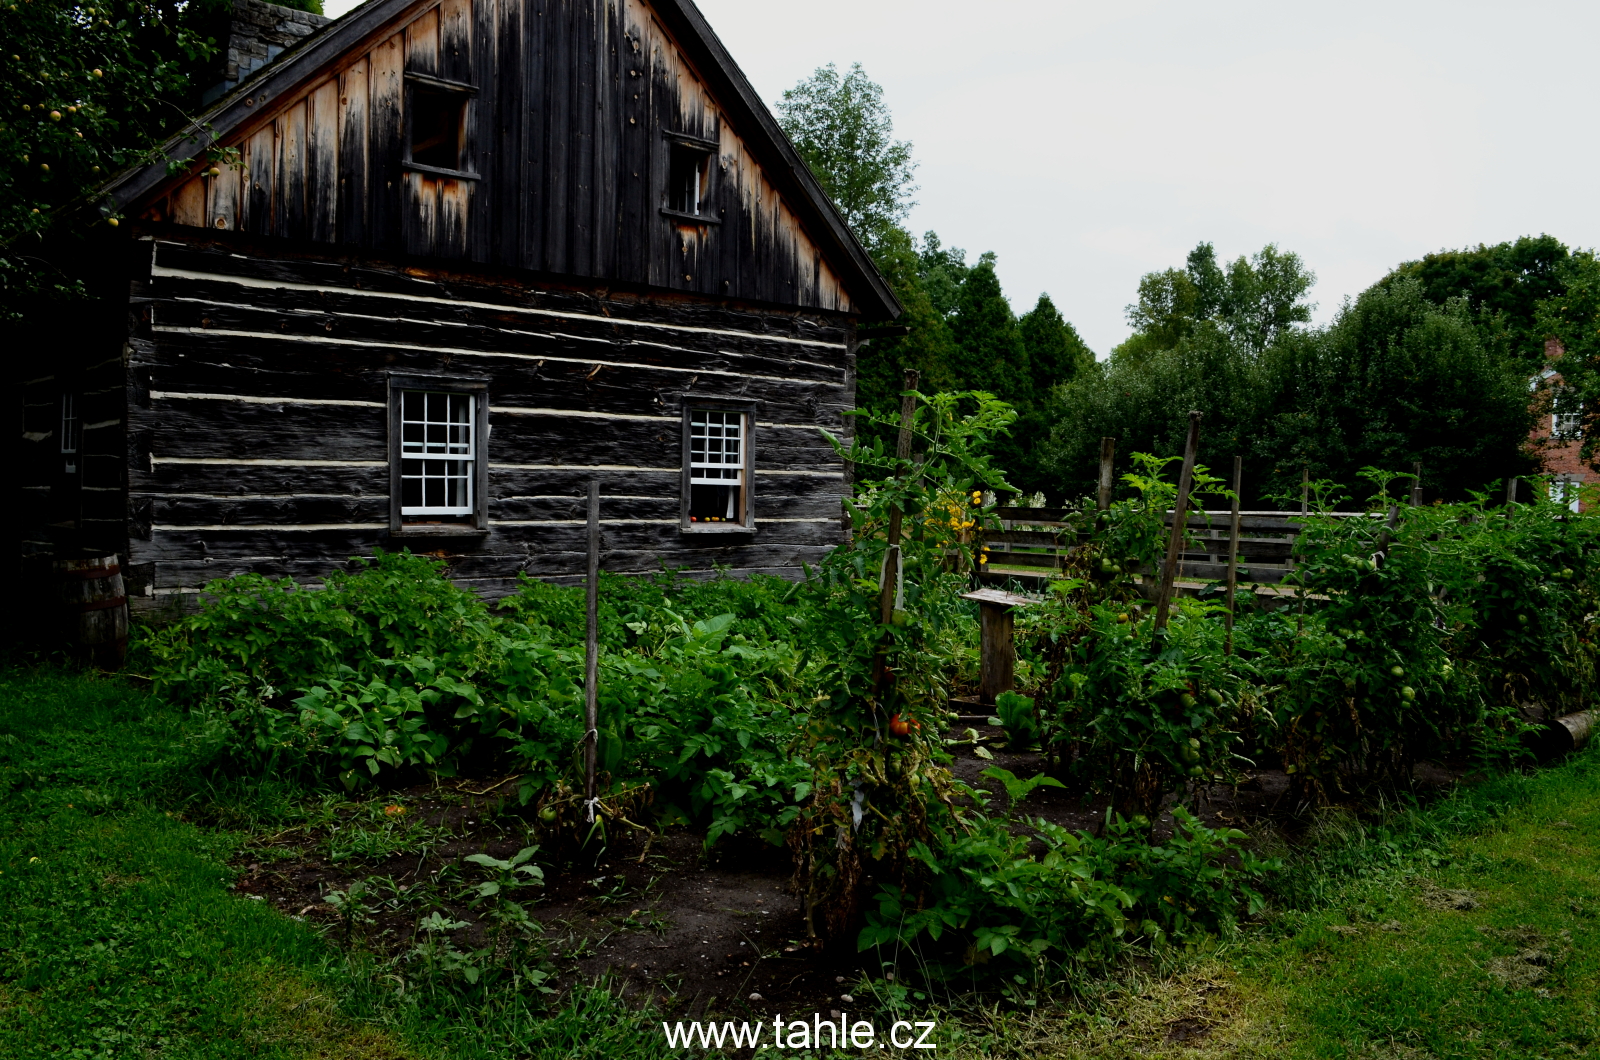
[69,389,1597,1040]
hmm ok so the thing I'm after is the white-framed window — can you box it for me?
[1554,410,1583,438]
[400,391,475,515]
[60,392,80,474]
[1552,475,1584,514]
[387,376,489,532]
[681,401,755,529]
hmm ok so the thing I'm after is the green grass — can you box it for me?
[5,663,1599,1058]
[1241,751,1600,1058]
[0,666,667,1060]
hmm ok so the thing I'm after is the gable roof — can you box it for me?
[104,0,900,320]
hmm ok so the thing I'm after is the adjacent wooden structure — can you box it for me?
[14,0,898,623]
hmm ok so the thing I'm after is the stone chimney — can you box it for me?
[201,0,333,104]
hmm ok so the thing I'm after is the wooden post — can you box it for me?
[878,369,920,626]
[1411,461,1423,507]
[979,604,1015,705]
[961,589,1034,706]
[1505,477,1519,506]
[1300,467,1309,517]
[1097,437,1116,511]
[583,479,600,821]
[1154,411,1203,632]
[1224,457,1242,656]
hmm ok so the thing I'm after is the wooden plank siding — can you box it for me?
[136,0,856,316]
[119,237,851,607]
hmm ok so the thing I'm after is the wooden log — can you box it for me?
[1546,710,1595,755]
[1154,411,1202,631]
[1225,455,1241,655]
[1097,437,1115,511]
[583,478,599,820]
[56,552,129,669]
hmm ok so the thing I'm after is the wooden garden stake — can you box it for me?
[1505,476,1519,506]
[1300,467,1309,516]
[1154,411,1203,632]
[874,370,920,706]
[1411,462,1423,506]
[878,368,920,627]
[1225,456,1242,656]
[1097,437,1116,511]
[583,479,600,822]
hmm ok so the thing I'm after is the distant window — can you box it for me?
[667,142,709,215]
[684,407,751,527]
[409,84,467,170]
[1553,476,1584,513]
[1554,410,1582,437]
[60,392,80,474]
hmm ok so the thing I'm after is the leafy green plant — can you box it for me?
[977,766,1065,805]
[990,691,1041,750]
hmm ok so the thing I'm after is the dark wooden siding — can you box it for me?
[139,0,856,315]
[119,236,851,608]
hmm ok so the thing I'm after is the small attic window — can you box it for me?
[408,83,467,171]
[667,141,710,216]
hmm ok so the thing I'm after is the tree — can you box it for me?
[1046,248,1532,507]
[1019,293,1094,389]
[775,62,916,256]
[1,0,218,322]
[949,258,1028,399]
[1120,241,1315,360]
[1379,234,1570,368]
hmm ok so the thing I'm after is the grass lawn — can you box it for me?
[2,662,1597,1058]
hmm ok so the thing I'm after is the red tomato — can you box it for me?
[888,713,911,737]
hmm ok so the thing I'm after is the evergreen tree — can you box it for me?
[1019,293,1095,392]
[949,259,1028,399]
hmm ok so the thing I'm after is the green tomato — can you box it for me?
[1187,765,1205,778]
[1130,814,1151,832]
[1390,665,1405,679]
[538,806,558,823]
[1180,745,1201,766]
[1400,686,1416,701]
[890,608,910,628]
[1179,693,1198,710]
[1207,689,1225,707]
[1517,613,1530,625]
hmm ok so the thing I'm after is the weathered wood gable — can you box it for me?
[122,0,874,315]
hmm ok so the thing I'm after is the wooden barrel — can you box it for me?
[56,553,129,668]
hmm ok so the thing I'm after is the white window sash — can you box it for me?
[400,391,475,515]
[689,409,745,485]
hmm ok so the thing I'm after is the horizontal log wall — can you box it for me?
[138,0,856,314]
[123,236,853,607]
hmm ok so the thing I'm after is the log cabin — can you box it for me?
[15,0,898,625]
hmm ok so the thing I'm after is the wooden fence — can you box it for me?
[976,507,1345,590]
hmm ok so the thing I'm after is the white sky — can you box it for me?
[323,0,1600,354]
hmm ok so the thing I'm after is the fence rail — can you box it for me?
[976,507,1372,589]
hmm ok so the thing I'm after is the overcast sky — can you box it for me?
[323,0,1600,354]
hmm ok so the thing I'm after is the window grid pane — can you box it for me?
[689,410,743,484]
[400,390,475,515]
